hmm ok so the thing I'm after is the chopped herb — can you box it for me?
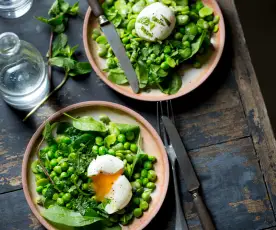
[138,16,150,26]
[141,26,153,37]
[152,16,165,26]
[150,21,155,30]
[161,14,171,26]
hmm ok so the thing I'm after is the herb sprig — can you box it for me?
[23,0,92,121]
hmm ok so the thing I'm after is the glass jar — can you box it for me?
[0,32,49,110]
[0,0,33,19]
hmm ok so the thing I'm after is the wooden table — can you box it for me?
[1,0,276,229]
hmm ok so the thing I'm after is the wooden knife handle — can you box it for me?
[87,0,103,17]
[192,192,215,230]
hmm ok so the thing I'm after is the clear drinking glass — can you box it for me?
[0,0,33,19]
[0,32,50,110]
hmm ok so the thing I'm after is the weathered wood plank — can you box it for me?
[217,0,276,213]
[0,189,44,230]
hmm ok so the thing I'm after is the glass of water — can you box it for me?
[0,32,50,110]
[0,0,33,19]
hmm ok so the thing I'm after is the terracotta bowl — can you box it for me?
[22,101,169,230]
[83,0,225,101]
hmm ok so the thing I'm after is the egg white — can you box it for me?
[135,2,176,42]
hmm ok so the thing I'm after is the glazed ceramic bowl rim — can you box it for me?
[22,101,169,230]
[83,0,225,102]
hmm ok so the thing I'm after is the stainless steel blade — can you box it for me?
[101,22,139,93]
[162,116,200,192]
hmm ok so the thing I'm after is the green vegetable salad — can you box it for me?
[31,114,157,229]
[92,0,220,94]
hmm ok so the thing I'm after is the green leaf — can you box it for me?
[52,33,68,56]
[36,16,49,24]
[42,205,103,227]
[48,14,65,26]
[49,57,75,72]
[136,60,148,89]
[166,57,176,68]
[114,0,129,18]
[60,1,70,13]
[56,122,72,134]
[42,122,56,145]
[44,185,56,199]
[108,68,128,85]
[48,0,60,16]
[67,115,108,132]
[73,133,95,149]
[158,73,182,95]
[69,62,92,77]
[191,30,207,57]
[67,2,80,15]
[53,23,66,33]
[104,134,117,148]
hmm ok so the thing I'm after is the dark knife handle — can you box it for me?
[192,192,215,230]
[87,0,103,17]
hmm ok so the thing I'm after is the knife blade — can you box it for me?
[162,116,215,230]
[87,0,139,93]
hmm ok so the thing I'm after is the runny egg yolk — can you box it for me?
[91,170,122,201]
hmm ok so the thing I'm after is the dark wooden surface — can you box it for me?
[1,0,276,229]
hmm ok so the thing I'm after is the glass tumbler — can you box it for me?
[0,32,50,110]
[0,0,33,19]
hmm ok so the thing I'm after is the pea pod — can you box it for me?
[31,160,39,174]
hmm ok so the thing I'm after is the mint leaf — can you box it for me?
[49,57,75,72]
[67,2,80,15]
[52,33,68,56]
[48,0,60,16]
[48,14,65,26]
[60,1,70,13]
[108,68,128,85]
[69,62,92,76]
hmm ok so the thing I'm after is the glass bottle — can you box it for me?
[0,32,49,110]
[0,0,33,19]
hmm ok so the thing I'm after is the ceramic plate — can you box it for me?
[22,101,169,230]
[83,0,225,101]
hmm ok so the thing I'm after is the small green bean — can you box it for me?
[133,208,143,218]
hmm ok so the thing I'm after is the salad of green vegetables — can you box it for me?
[92,0,219,94]
[31,114,157,229]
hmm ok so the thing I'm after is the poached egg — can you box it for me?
[87,155,132,214]
[135,2,176,42]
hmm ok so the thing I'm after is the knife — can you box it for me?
[162,116,215,230]
[87,0,139,93]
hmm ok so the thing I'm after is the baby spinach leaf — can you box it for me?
[73,133,95,149]
[42,205,103,227]
[108,69,128,85]
[104,134,117,148]
[56,122,72,134]
[158,73,182,95]
[190,30,207,57]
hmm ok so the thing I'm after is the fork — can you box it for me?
[157,101,189,230]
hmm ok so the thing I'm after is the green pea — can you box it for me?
[131,181,141,191]
[93,28,101,37]
[126,131,135,141]
[155,57,162,64]
[193,60,202,68]
[57,156,63,163]
[150,53,156,59]
[95,137,104,146]
[142,178,149,186]
[141,191,151,202]
[146,59,152,65]
[144,161,153,170]
[52,193,59,200]
[185,22,198,36]
[56,135,71,144]
[133,208,143,218]
[82,183,89,190]
[127,19,136,31]
[36,178,49,187]
[59,192,65,198]
[133,197,140,206]
[99,146,107,155]
[183,41,190,48]
[98,44,108,58]
[161,62,170,70]
[60,172,68,179]
[130,144,138,153]
[146,182,156,190]
[63,193,72,203]
[136,179,143,185]
[126,154,134,163]
[174,32,183,40]
[50,159,58,167]
[164,46,171,54]
[141,169,148,178]
[50,171,57,178]
[148,170,157,182]
[47,151,55,160]
[125,44,132,50]
[122,37,130,44]
[54,166,62,174]
[92,145,99,154]
[108,149,115,155]
[36,186,43,194]
[213,15,220,24]
[213,24,219,33]
[92,33,99,40]
[67,166,74,175]
[60,162,68,171]
[54,151,60,158]
[116,152,124,159]
[148,156,156,163]
[208,21,214,30]
[96,35,108,44]
[134,173,141,180]
[68,152,77,160]
[57,197,64,206]
[42,188,47,196]
[140,200,149,211]
[176,15,189,25]
[123,142,131,150]
[117,134,126,143]
[66,202,73,209]
[71,174,78,182]
[105,0,114,6]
